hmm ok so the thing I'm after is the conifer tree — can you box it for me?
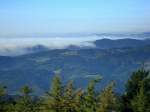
[131,81,149,112]
[122,69,150,112]
[0,86,6,96]
[96,82,117,112]
[84,78,100,112]
[14,86,36,112]
[0,86,6,112]
[63,80,76,112]
[126,69,150,99]
[74,88,84,112]
[44,75,63,112]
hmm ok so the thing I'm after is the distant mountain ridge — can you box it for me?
[1,38,150,56]
[94,38,150,49]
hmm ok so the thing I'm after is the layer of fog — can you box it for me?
[0,35,145,56]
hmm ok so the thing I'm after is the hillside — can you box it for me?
[0,43,150,94]
[95,38,150,49]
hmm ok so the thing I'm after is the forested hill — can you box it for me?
[95,38,150,49]
[0,44,150,94]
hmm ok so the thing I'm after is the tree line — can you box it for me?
[0,69,150,112]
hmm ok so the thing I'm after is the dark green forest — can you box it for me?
[0,69,150,112]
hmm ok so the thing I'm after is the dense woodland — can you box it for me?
[0,69,150,112]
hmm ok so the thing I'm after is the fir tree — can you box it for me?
[63,80,76,112]
[44,75,63,112]
[122,69,150,112]
[14,86,36,112]
[74,88,84,112]
[0,86,6,112]
[96,82,117,112]
[84,78,100,112]
[131,81,149,112]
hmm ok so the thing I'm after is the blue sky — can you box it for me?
[0,0,150,36]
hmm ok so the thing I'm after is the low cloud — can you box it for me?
[0,34,144,56]
[0,35,103,56]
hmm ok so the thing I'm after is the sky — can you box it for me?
[0,0,150,36]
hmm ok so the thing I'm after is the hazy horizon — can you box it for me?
[0,0,150,56]
[0,0,150,37]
